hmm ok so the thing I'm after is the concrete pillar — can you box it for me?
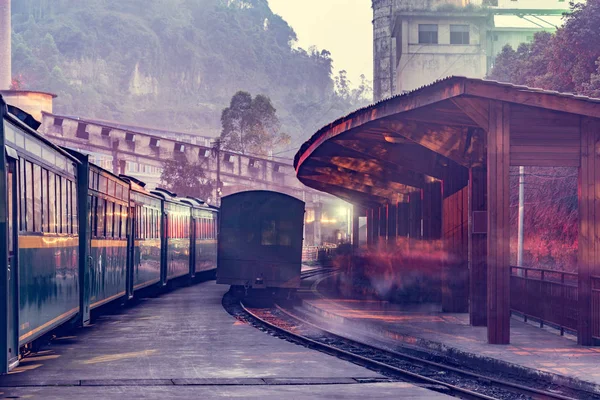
[372,0,394,101]
[0,0,11,90]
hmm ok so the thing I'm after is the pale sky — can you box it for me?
[268,0,373,87]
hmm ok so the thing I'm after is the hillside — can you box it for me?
[11,0,370,154]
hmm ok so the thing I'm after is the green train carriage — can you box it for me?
[1,100,81,372]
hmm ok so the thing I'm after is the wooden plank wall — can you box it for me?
[469,167,487,326]
[442,186,469,312]
[578,117,600,346]
[510,106,580,167]
[487,102,511,344]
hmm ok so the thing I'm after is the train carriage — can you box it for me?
[86,165,130,310]
[181,197,218,278]
[151,189,192,282]
[217,190,305,296]
[122,177,162,292]
[1,102,81,371]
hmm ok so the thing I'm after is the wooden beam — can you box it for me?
[372,118,471,167]
[301,173,397,200]
[451,97,490,130]
[487,101,511,345]
[304,165,414,193]
[306,157,424,189]
[329,139,448,180]
[300,177,389,207]
[465,80,600,119]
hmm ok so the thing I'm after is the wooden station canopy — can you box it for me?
[294,76,600,346]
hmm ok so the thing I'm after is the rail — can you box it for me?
[510,266,578,335]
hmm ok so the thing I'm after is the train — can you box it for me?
[0,99,218,373]
[217,190,305,300]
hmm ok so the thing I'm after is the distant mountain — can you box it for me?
[11,0,371,155]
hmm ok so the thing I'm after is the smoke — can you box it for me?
[332,239,453,304]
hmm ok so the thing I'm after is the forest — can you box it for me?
[10,0,371,156]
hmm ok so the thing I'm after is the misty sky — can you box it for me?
[268,0,373,87]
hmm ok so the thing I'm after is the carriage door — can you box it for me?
[6,158,18,368]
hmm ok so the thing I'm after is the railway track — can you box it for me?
[229,268,599,400]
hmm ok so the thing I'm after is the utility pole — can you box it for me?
[517,166,525,272]
[212,139,222,206]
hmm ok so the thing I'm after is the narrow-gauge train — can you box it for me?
[0,98,218,373]
[217,190,305,299]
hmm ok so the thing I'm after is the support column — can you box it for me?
[314,205,322,247]
[487,102,511,345]
[378,205,387,246]
[397,201,409,238]
[366,208,374,247]
[352,205,360,249]
[469,166,487,326]
[578,117,600,346]
[423,181,442,240]
[372,208,380,247]
[387,203,397,248]
[408,191,422,240]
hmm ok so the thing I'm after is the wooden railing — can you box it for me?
[510,266,578,335]
[593,276,600,339]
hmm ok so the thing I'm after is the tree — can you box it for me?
[488,0,600,94]
[220,91,291,156]
[160,157,213,201]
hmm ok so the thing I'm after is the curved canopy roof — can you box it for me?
[294,76,600,207]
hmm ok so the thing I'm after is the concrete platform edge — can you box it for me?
[301,299,600,395]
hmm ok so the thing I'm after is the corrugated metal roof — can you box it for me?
[294,76,600,170]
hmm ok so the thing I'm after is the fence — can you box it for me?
[510,266,578,335]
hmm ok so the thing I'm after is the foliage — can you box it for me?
[160,157,213,201]
[220,91,290,156]
[488,0,600,95]
[11,0,372,151]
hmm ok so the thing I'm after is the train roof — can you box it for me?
[221,190,305,205]
[1,97,80,165]
[118,174,163,200]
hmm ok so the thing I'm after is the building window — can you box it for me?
[450,25,470,45]
[418,24,438,44]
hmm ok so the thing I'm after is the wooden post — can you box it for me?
[408,191,422,240]
[352,205,360,249]
[372,207,380,247]
[487,102,511,345]
[469,166,488,326]
[423,181,442,240]
[367,208,374,247]
[578,117,600,346]
[397,201,409,238]
[387,203,397,248]
[379,205,387,245]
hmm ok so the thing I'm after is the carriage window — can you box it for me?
[61,177,68,233]
[65,178,71,234]
[107,201,115,238]
[42,169,48,232]
[49,171,56,233]
[33,164,42,232]
[18,157,25,231]
[72,181,78,233]
[25,161,33,232]
[121,206,127,239]
[261,220,277,245]
[97,198,106,237]
[278,220,293,246]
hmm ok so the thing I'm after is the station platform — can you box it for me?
[0,281,449,399]
[301,284,600,395]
